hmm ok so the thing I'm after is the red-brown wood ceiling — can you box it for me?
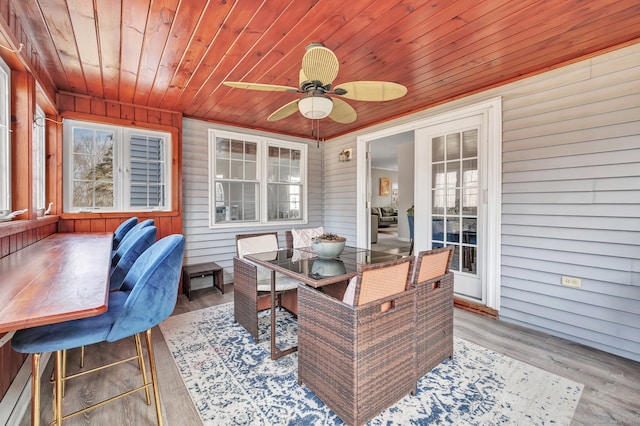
[11,0,640,140]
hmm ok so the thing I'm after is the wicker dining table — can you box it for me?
[245,246,402,360]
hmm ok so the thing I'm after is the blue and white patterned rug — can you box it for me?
[159,303,583,425]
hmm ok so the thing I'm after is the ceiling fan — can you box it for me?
[223,42,407,124]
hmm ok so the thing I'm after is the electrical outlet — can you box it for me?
[561,276,582,288]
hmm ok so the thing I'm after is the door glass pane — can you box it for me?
[432,136,445,162]
[432,163,445,189]
[432,189,444,215]
[462,129,478,158]
[462,218,477,273]
[432,217,445,242]
[449,245,460,271]
[431,128,478,277]
[446,218,460,243]
[446,133,460,160]
[462,159,478,215]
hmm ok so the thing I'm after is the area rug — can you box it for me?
[159,303,583,425]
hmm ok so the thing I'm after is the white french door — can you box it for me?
[358,98,501,309]
[420,117,483,299]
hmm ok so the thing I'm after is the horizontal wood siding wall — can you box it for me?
[181,118,322,284]
[320,138,359,243]
[500,44,640,361]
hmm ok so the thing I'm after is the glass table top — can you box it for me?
[247,246,403,284]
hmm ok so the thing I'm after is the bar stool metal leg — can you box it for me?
[145,329,164,426]
[54,350,63,425]
[135,333,151,404]
[31,353,41,426]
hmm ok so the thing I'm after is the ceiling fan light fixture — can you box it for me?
[298,96,333,119]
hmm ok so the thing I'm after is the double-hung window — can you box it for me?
[63,119,172,212]
[209,129,307,227]
[0,56,10,212]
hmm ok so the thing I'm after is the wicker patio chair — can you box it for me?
[233,232,298,342]
[298,256,416,426]
[411,246,455,381]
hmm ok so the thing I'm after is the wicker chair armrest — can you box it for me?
[233,256,259,294]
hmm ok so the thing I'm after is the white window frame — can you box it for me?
[63,119,172,213]
[0,56,10,212]
[208,128,308,228]
[33,105,46,211]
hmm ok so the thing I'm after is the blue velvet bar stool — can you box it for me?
[110,225,158,286]
[112,216,138,250]
[112,219,154,262]
[12,234,185,426]
[118,219,154,246]
[69,225,158,374]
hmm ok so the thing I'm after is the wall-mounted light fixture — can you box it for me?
[339,148,352,162]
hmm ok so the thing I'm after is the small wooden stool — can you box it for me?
[182,262,224,300]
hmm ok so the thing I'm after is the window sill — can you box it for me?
[59,211,179,220]
[0,216,59,238]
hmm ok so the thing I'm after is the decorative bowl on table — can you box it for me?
[311,259,347,277]
[311,233,346,259]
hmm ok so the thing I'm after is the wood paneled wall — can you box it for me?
[56,93,184,240]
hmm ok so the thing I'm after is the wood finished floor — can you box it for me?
[20,284,640,425]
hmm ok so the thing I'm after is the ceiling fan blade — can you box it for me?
[328,97,357,123]
[267,100,299,121]
[334,81,407,101]
[301,43,339,85]
[223,81,298,92]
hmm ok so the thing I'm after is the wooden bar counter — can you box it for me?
[0,233,112,333]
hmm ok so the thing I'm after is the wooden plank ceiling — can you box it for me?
[11,0,640,140]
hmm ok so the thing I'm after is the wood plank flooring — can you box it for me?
[19,284,640,425]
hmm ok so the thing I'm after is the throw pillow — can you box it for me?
[291,226,324,248]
